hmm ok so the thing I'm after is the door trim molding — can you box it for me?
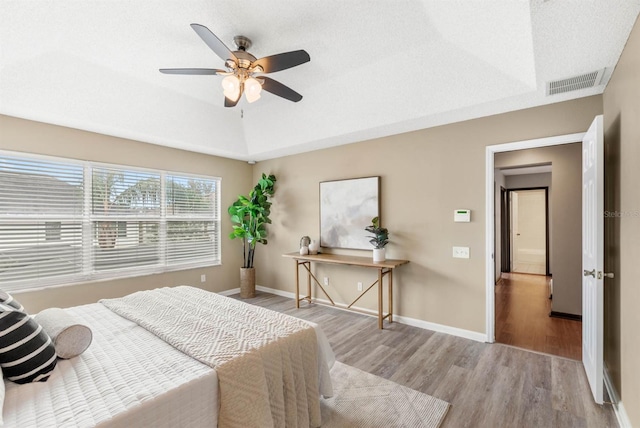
[485,132,585,342]
[500,186,510,275]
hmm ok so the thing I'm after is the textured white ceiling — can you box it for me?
[1,1,639,161]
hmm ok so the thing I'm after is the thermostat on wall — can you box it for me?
[454,209,471,222]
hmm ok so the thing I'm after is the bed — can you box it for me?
[2,286,334,428]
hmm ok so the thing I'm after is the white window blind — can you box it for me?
[0,152,221,292]
[166,174,219,264]
[92,167,161,273]
[0,156,84,286]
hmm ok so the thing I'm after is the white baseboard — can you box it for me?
[218,288,240,297]
[255,285,293,298]
[616,402,632,428]
[255,285,487,343]
[393,314,487,342]
[604,364,632,428]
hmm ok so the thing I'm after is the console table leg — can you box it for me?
[307,262,311,303]
[389,270,393,323]
[378,269,383,329]
[295,261,300,308]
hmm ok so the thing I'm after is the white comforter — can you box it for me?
[101,286,331,428]
[2,299,334,427]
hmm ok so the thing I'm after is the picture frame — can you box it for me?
[319,176,380,250]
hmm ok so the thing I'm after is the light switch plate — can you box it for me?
[453,246,470,259]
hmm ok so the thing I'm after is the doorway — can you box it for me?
[494,158,581,360]
[509,188,549,275]
[486,120,606,403]
[485,132,585,344]
[497,179,570,358]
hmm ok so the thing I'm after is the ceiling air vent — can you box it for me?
[546,69,606,96]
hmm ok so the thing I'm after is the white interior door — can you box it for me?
[511,189,546,274]
[582,115,604,404]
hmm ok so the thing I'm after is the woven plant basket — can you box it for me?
[240,267,256,298]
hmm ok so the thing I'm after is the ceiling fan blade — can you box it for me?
[253,50,310,73]
[190,23,237,63]
[260,77,303,102]
[159,68,226,75]
[224,86,243,108]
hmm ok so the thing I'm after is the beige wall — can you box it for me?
[0,114,253,312]
[496,147,581,315]
[603,15,640,426]
[253,96,602,334]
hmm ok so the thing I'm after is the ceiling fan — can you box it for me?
[160,24,310,107]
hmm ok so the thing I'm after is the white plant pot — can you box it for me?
[373,248,386,262]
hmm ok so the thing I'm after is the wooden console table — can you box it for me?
[282,252,409,329]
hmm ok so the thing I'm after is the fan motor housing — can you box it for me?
[232,35,257,69]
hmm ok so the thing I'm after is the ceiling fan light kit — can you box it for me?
[222,75,241,101]
[160,24,309,107]
[244,77,262,103]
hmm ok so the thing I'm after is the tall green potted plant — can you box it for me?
[228,173,276,298]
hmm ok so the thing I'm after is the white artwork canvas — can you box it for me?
[320,177,380,250]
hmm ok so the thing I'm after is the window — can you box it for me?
[0,152,220,292]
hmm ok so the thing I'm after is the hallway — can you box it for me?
[495,273,582,360]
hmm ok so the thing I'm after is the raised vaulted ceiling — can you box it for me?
[1,1,639,160]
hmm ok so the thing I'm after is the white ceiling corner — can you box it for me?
[1,0,639,161]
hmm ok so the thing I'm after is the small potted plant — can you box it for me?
[365,216,389,262]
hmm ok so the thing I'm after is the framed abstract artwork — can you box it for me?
[319,176,380,250]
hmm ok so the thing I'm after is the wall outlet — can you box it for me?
[453,246,470,259]
[200,274,206,283]
[324,277,329,286]
[357,282,363,292]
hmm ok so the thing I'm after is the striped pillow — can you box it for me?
[0,290,24,312]
[0,303,57,384]
[0,366,4,425]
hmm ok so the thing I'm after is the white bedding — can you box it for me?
[2,300,334,428]
[3,303,218,428]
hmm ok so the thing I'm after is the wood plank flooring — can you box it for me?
[495,273,582,360]
[234,291,618,428]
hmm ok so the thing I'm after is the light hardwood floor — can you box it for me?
[235,291,618,427]
[495,273,582,360]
